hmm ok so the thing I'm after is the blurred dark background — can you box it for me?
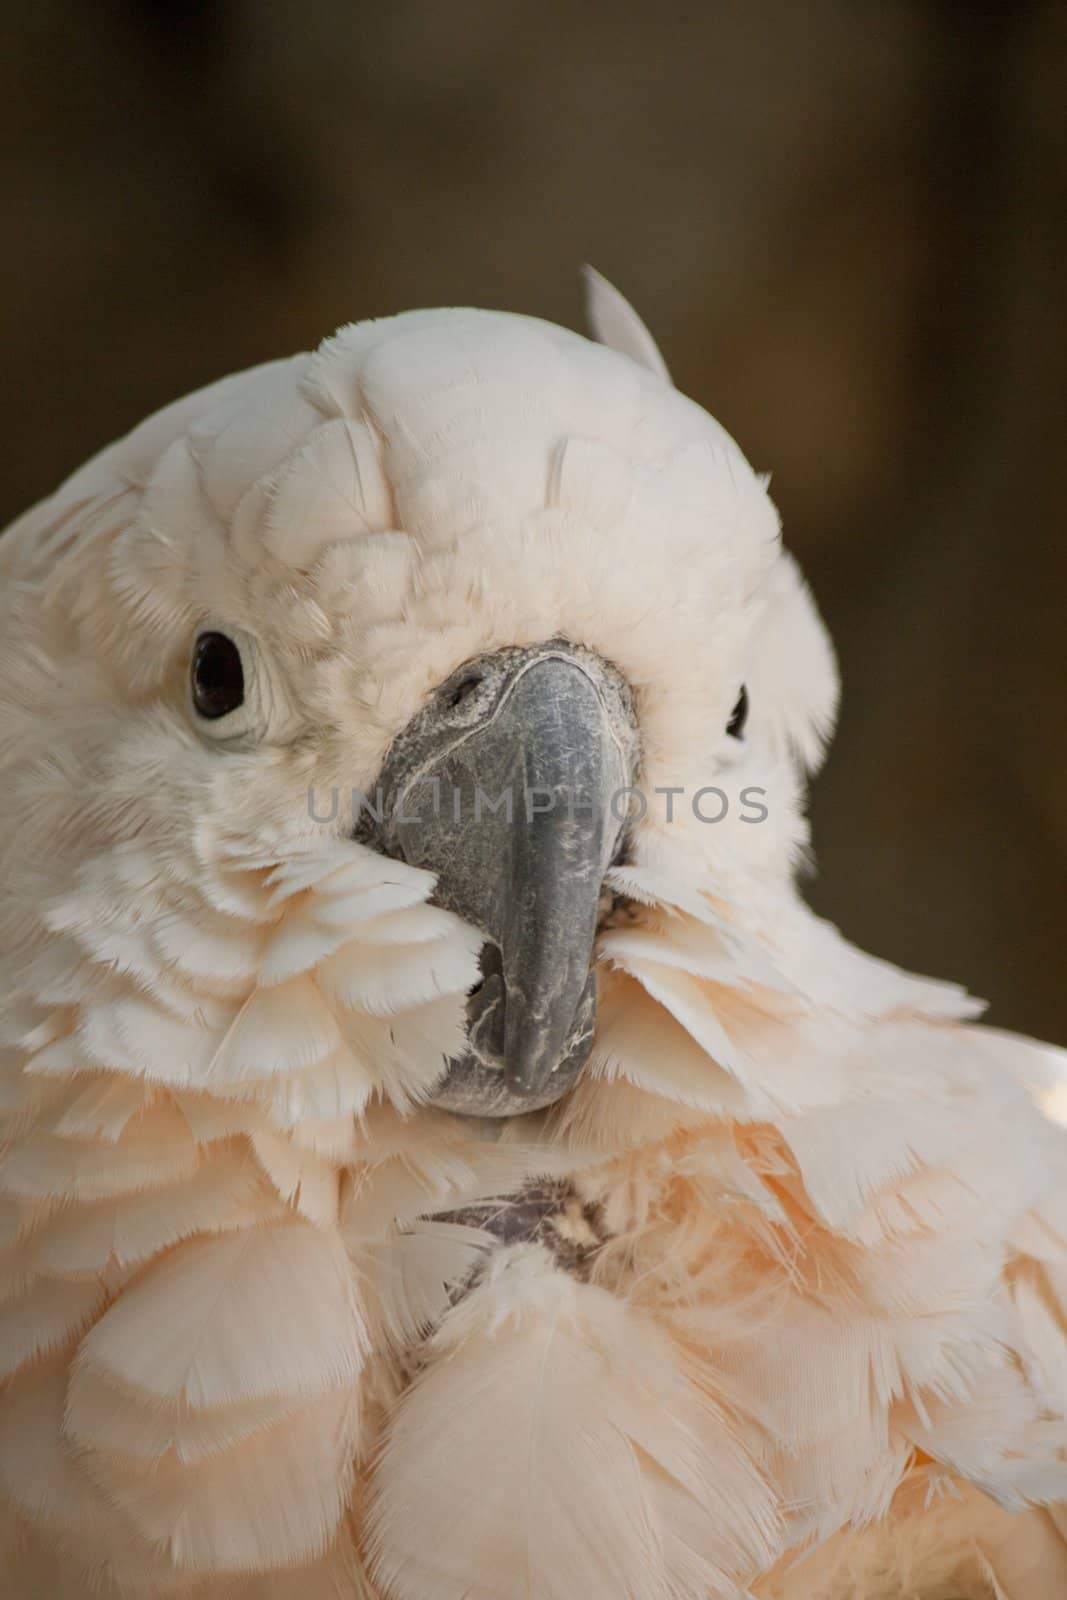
[2,2,1064,1039]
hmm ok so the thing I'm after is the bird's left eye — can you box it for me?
[192,632,245,719]
[726,685,749,740]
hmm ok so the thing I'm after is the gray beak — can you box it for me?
[361,642,639,1116]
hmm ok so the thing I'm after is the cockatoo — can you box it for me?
[1,270,1066,1600]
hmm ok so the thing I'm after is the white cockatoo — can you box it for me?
[1,270,1066,1600]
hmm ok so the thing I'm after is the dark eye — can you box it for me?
[726,685,748,740]
[192,632,245,719]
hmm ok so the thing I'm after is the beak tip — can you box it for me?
[500,967,599,1099]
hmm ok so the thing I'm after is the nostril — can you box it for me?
[446,671,484,709]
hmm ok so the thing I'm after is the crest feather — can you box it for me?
[582,265,671,381]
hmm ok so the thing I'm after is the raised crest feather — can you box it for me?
[582,264,672,381]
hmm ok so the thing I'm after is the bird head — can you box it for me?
[0,275,838,1126]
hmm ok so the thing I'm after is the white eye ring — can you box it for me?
[188,625,285,745]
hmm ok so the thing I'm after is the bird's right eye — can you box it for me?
[192,632,245,719]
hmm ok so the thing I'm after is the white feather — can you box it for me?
[369,1246,781,1600]
[582,266,671,381]
[77,1223,366,1407]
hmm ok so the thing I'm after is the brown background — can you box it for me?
[2,2,1064,1040]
